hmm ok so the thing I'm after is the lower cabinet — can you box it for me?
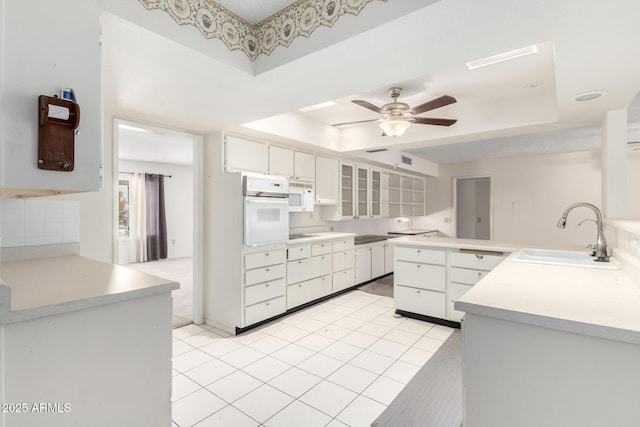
[355,240,390,285]
[393,244,509,323]
[242,244,287,326]
[287,275,332,308]
[332,238,355,292]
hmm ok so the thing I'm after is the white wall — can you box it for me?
[416,150,607,247]
[118,159,193,262]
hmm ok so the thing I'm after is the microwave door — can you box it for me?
[289,192,302,211]
[244,196,289,246]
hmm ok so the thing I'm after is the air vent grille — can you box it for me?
[401,155,412,165]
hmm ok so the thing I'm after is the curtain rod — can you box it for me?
[119,171,172,178]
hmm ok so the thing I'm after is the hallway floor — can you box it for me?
[170,289,453,426]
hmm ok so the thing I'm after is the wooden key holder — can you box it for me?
[38,95,80,172]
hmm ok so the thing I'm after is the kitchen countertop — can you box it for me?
[354,235,390,245]
[0,255,179,325]
[388,229,439,236]
[287,232,356,245]
[388,235,640,345]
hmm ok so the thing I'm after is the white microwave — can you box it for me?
[288,183,314,212]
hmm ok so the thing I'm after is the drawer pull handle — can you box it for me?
[417,250,421,253]
[300,248,304,251]
[416,265,421,268]
[265,253,270,256]
[266,302,270,306]
[416,290,421,294]
[265,283,270,287]
[298,261,302,264]
[477,272,482,276]
[266,268,270,272]
[476,254,484,260]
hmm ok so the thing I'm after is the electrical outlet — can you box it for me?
[444,218,451,223]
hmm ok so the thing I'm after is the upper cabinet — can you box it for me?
[225,135,268,174]
[340,162,355,218]
[294,151,315,182]
[315,156,339,204]
[0,0,102,195]
[268,145,294,178]
[370,169,382,218]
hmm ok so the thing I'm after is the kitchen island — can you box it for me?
[0,255,178,427]
[455,249,640,427]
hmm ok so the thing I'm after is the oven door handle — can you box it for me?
[246,197,288,206]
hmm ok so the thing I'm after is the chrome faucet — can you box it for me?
[557,202,609,262]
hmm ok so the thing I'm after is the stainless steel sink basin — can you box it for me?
[511,248,617,269]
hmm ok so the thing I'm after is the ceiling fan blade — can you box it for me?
[352,100,384,114]
[332,119,379,127]
[411,95,457,115]
[413,117,458,126]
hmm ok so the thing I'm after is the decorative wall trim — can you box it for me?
[138,0,388,60]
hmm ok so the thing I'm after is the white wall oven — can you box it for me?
[243,175,289,246]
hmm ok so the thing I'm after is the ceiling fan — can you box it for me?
[332,87,457,137]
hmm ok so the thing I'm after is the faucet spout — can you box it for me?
[557,202,609,262]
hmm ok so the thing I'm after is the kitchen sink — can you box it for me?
[511,248,617,269]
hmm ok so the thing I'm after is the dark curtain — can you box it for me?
[145,173,168,261]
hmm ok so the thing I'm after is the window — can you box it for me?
[119,180,130,237]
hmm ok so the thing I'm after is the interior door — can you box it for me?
[455,177,491,240]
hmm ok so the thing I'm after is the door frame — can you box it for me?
[112,118,205,325]
[452,175,494,240]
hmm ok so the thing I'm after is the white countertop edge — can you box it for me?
[386,235,516,253]
[457,302,640,345]
[0,281,179,325]
[287,232,356,245]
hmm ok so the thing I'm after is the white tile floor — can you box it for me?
[171,290,454,427]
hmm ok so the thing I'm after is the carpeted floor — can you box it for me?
[124,257,193,328]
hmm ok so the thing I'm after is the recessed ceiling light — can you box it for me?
[299,100,336,112]
[526,81,544,89]
[574,90,606,102]
[466,45,538,70]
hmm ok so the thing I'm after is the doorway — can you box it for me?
[113,119,203,328]
[454,176,492,240]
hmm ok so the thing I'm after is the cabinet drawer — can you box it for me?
[395,285,446,319]
[288,245,311,261]
[287,254,331,285]
[245,279,286,306]
[311,242,331,256]
[450,267,489,286]
[394,261,445,292]
[333,249,355,272]
[245,249,286,269]
[395,247,446,265]
[449,250,506,270]
[333,239,355,252]
[333,268,355,292]
[245,296,286,326]
[287,275,331,309]
[245,263,285,286]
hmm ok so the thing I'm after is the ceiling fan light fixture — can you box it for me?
[380,119,411,137]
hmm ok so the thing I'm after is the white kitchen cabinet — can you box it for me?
[315,156,339,204]
[242,244,286,326]
[447,249,506,321]
[394,246,447,320]
[392,242,510,324]
[355,246,372,284]
[371,242,386,278]
[286,241,332,309]
[332,237,355,292]
[370,169,382,218]
[340,161,355,218]
[225,135,268,174]
[384,242,394,274]
[294,151,315,182]
[356,166,369,219]
[269,145,294,178]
